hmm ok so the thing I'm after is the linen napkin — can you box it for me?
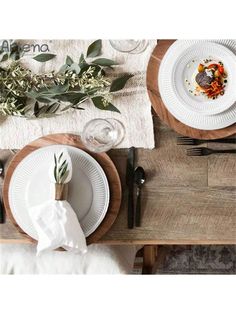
[28,149,87,256]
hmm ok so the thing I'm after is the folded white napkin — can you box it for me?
[28,149,87,256]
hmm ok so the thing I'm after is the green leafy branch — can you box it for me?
[54,152,69,184]
[0,40,134,118]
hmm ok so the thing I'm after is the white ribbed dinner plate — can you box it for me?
[8,145,110,239]
[158,40,236,130]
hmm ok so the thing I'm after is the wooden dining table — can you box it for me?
[0,114,235,273]
[0,40,236,273]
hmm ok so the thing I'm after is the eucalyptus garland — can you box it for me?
[0,40,133,118]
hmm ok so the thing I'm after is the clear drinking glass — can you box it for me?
[109,40,148,54]
[81,118,125,153]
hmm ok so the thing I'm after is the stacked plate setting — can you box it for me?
[8,145,110,240]
[158,40,236,130]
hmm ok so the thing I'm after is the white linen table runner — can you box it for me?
[0,39,156,149]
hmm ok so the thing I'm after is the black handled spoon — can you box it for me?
[134,166,146,227]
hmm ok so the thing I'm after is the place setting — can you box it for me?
[1,129,126,250]
[1,125,147,252]
[0,39,153,256]
[0,39,235,275]
[147,39,236,139]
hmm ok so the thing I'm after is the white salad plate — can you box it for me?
[8,145,110,239]
[159,40,236,130]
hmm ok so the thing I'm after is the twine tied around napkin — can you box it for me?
[28,149,87,256]
[55,183,68,201]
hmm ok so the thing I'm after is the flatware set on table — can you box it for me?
[0,160,4,223]
[177,137,236,146]
[126,147,146,229]
[126,147,135,229]
[0,151,17,224]
[134,167,146,227]
[177,136,236,156]
[187,147,236,156]
[0,40,235,252]
[124,135,235,228]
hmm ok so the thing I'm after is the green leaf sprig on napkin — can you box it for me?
[54,152,69,184]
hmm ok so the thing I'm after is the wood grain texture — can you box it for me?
[1,41,235,247]
[142,245,158,274]
[1,45,236,245]
[207,140,236,187]
[147,40,236,139]
[139,116,208,187]
[100,186,236,244]
[1,134,122,245]
[100,121,236,244]
[1,120,235,245]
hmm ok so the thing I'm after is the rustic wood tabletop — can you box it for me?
[1,40,235,247]
[1,115,235,245]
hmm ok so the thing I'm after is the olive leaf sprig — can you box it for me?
[54,152,69,184]
[0,40,134,118]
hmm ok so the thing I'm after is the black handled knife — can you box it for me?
[0,198,5,224]
[126,147,135,229]
[0,160,5,223]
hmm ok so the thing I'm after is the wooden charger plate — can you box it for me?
[3,133,122,245]
[147,40,236,139]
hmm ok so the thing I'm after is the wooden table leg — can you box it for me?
[142,245,158,274]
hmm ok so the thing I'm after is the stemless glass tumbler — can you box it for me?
[81,118,125,153]
[109,40,148,54]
